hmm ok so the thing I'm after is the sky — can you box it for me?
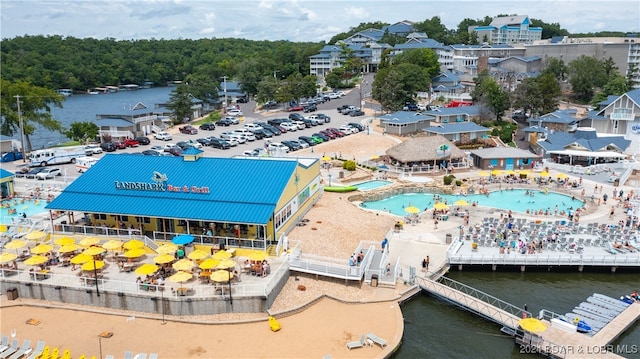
[1,0,639,42]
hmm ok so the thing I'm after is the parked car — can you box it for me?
[326,128,345,137]
[22,167,46,179]
[279,122,298,132]
[227,109,244,117]
[113,141,127,150]
[339,125,356,135]
[154,132,172,141]
[84,145,103,155]
[288,105,304,112]
[290,139,309,149]
[135,136,150,145]
[267,118,287,127]
[260,123,281,135]
[313,132,330,142]
[281,140,302,151]
[142,150,161,156]
[289,113,305,122]
[149,145,164,154]
[124,138,140,147]
[349,109,365,117]
[348,122,365,132]
[244,123,264,132]
[303,104,317,113]
[165,146,183,156]
[100,142,117,152]
[199,123,216,131]
[216,118,235,126]
[253,128,271,139]
[179,125,198,135]
[196,138,214,147]
[403,103,419,111]
[185,139,203,149]
[221,131,246,144]
[243,148,267,156]
[35,168,61,180]
[316,113,331,123]
[208,137,231,149]
[310,134,325,143]
[267,142,290,153]
[298,136,317,146]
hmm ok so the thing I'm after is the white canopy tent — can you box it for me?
[548,149,626,165]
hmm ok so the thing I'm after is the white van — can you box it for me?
[76,156,99,173]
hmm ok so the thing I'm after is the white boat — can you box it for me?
[570,309,608,328]
[56,89,73,96]
[587,296,628,312]
[577,303,618,319]
[593,293,631,308]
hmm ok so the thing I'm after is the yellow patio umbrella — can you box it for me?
[212,250,232,261]
[210,270,234,283]
[25,230,47,241]
[519,170,531,176]
[478,171,490,177]
[518,317,547,333]
[58,243,82,253]
[155,243,178,255]
[370,154,379,160]
[434,202,449,210]
[123,239,144,250]
[490,169,502,176]
[248,251,268,262]
[216,259,236,270]
[321,156,331,161]
[5,239,27,251]
[123,248,146,258]
[81,260,105,271]
[404,206,420,214]
[54,237,75,246]
[557,173,569,179]
[153,253,175,264]
[539,171,550,177]
[31,243,54,254]
[134,263,159,276]
[172,258,194,271]
[0,252,18,264]
[198,258,220,270]
[168,270,193,284]
[83,246,106,256]
[70,253,92,264]
[102,239,124,251]
[187,249,209,260]
[505,169,516,175]
[0,224,8,233]
[454,199,470,207]
[24,255,48,266]
[79,237,100,247]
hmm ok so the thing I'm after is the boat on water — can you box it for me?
[560,314,594,333]
[324,186,358,193]
[570,309,609,328]
[56,89,73,96]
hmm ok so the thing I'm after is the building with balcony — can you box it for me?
[470,15,542,45]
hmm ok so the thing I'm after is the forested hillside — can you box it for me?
[0,35,322,91]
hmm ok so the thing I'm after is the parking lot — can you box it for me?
[5,87,372,184]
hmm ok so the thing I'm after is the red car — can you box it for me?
[124,138,140,147]
[288,105,304,112]
[319,130,337,140]
[179,125,198,135]
[113,141,127,149]
[327,128,346,137]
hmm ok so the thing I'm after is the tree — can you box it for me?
[471,71,510,122]
[414,16,451,44]
[371,63,430,111]
[626,63,640,89]
[183,72,219,102]
[544,57,567,81]
[591,74,628,106]
[325,67,347,90]
[567,56,608,101]
[529,19,569,39]
[0,79,64,152]
[255,76,280,104]
[536,72,562,114]
[393,48,440,79]
[64,122,99,143]
[165,85,193,125]
[511,77,543,117]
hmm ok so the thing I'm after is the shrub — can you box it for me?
[443,174,456,185]
[455,180,462,186]
[343,160,357,171]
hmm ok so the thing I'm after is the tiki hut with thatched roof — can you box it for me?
[385,135,467,168]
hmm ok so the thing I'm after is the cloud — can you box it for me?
[344,6,369,20]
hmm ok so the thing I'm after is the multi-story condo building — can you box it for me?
[470,15,542,45]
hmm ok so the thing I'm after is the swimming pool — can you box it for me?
[360,189,583,217]
[0,199,51,224]
[353,180,393,191]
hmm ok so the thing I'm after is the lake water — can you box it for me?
[394,271,640,359]
[15,87,174,150]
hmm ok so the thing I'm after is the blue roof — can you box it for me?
[538,131,631,152]
[422,105,480,116]
[424,122,489,134]
[96,118,135,127]
[0,168,13,178]
[46,154,301,225]
[394,38,447,50]
[626,88,640,104]
[432,71,460,84]
[379,111,432,124]
[529,110,578,125]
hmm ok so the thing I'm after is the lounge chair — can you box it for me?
[8,339,31,359]
[25,341,45,359]
[346,334,366,350]
[104,356,115,359]
[148,354,158,359]
[0,339,21,359]
[124,351,133,359]
[367,333,388,348]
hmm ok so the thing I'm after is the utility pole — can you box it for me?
[221,76,228,110]
[15,95,26,162]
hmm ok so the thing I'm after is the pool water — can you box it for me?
[360,189,583,217]
[353,180,393,191]
[0,199,51,224]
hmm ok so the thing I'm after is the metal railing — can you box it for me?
[448,253,640,266]
[416,275,527,329]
